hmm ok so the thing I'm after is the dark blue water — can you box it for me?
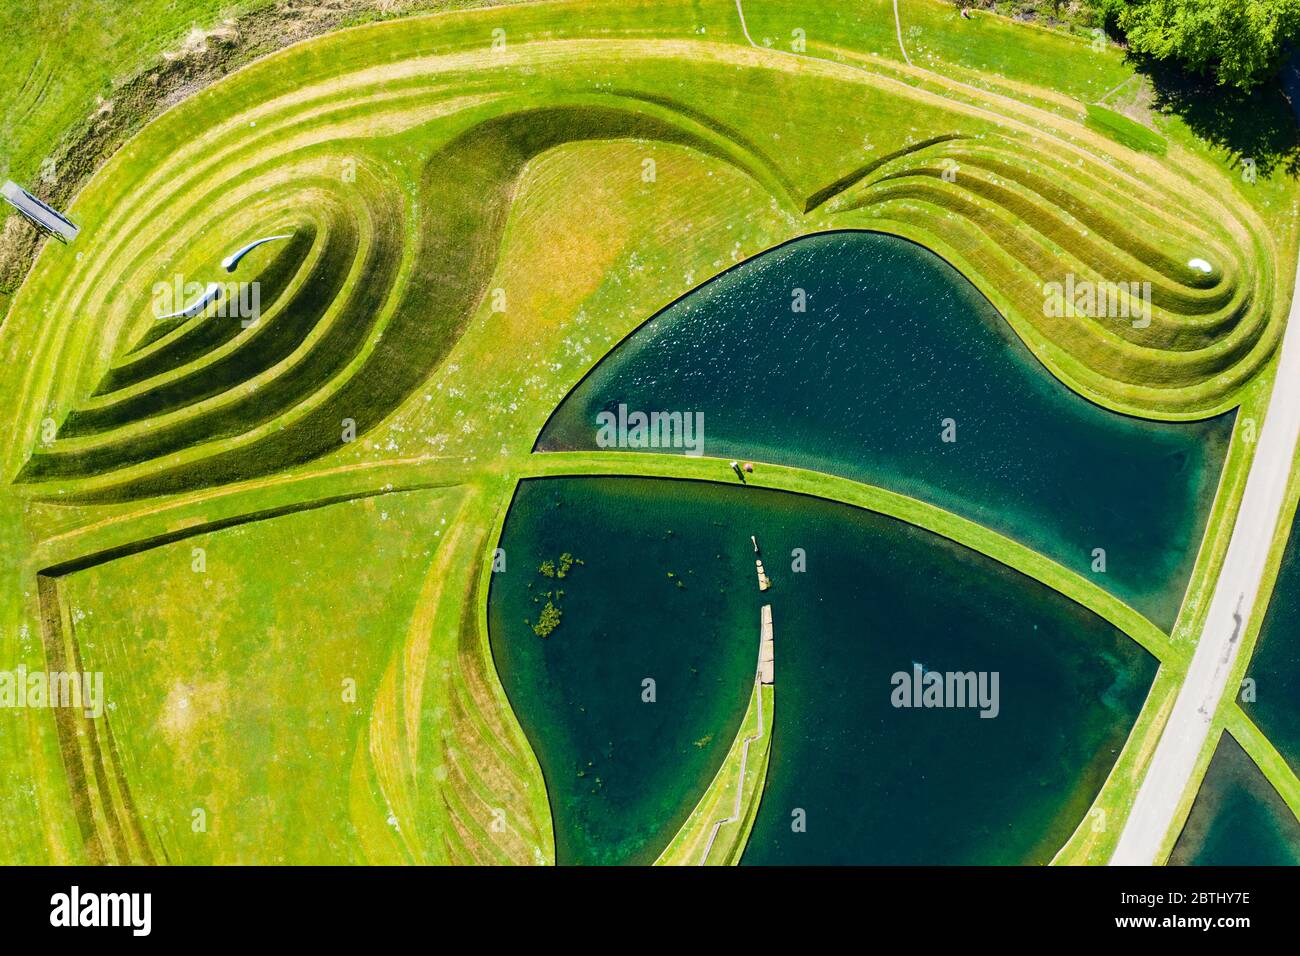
[1243,510,1300,776]
[1168,732,1300,865]
[537,232,1232,630]
[488,477,1156,864]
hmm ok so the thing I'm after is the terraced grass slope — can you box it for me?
[1,0,1297,865]
[4,1,1293,506]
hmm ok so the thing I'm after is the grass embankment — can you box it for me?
[2,0,1296,864]
[45,487,470,863]
[28,481,551,864]
[1050,376,1272,864]
[657,680,773,866]
[6,0,1290,505]
[354,480,553,865]
[524,451,1175,662]
[1084,104,1168,155]
[0,0,535,318]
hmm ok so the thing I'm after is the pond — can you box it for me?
[487,477,1156,864]
[536,231,1233,630]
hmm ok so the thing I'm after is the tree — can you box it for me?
[1117,0,1300,90]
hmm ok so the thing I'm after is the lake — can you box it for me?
[536,231,1233,630]
[488,477,1156,864]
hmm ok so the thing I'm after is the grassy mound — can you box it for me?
[5,1,1289,508]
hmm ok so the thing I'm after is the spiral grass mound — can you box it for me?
[836,137,1274,414]
[3,5,1288,505]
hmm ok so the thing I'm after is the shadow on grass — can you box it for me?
[1125,51,1300,180]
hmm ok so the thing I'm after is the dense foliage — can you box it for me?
[1116,0,1300,90]
[962,0,1300,90]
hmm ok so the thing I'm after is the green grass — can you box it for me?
[0,0,274,188]
[52,488,463,863]
[1,0,1297,865]
[1084,104,1168,155]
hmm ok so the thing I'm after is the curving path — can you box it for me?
[698,675,766,864]
[1111,247,1300,865]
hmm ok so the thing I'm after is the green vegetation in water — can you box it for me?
[52,489,461,863]
[530,553,583,636]
[1084,104,1168,154]
[533,601,563,638]
[6,0,1296,869]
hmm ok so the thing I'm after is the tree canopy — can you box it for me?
[1115,0,1300,90]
